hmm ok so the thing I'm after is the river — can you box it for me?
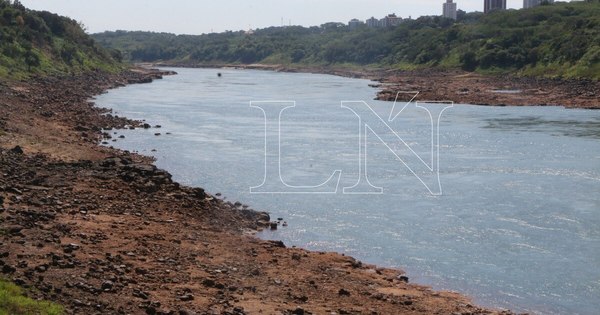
[95,68,600,314]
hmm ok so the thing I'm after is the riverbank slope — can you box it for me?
[0,69,518,314]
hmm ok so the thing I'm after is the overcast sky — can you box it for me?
[20,0,524,35]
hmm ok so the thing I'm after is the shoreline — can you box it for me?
[0,68,517,314]
[150,62,599,109]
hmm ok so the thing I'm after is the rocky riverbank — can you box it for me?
[155,63,599,109]
[1,68,517,314]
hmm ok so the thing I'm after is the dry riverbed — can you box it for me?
[1,68,518,314]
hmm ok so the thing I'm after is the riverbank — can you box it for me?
[153,62,599,109]
[0,69,516,314]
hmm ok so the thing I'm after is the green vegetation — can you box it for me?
[0,279,63,315]
[93,0,600,79]
[0,0,123,79]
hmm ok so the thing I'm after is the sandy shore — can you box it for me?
[0,69,518,314]
[154,63,599,109]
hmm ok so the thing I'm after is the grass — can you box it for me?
[0,279,63,315]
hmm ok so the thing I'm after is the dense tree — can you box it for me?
[0,1,122,77]
[93,1,600,79]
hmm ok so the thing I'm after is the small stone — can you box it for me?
[178,294,194,301]
[291,307,305,315]
[338,288,351,296]
[397,275,409,283]
[101,280,114,291]
[1,265,16,274]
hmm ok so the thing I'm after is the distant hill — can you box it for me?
[93,0,600,79]
[0,0,122,79]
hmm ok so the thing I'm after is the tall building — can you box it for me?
[348,18,364,29]
[524,0,554,9]
[484,0,506,13]
[443,0,458,20]
[366,17,380,28]
[380,14,402,27]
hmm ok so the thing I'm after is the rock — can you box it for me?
[143,123,152,129]
[6,226,23,235]
[269,240,286,248]
[177,294,194,301]
[291,307,305,315]
[202,279,216,287]
[10,146,23,154]
[133,289,149,299]
[338,288,351,296]
[1,264,16,274]
[154,133,161,136]
[101,280,114,291]
[63,243,80,253]
[270,222,278,230]
[135,267,148,275]
[73,299,86,307]
[396,275,409,283]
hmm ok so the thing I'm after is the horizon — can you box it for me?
[19,0,526,35]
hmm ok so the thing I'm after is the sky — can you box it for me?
[19,0,524,35]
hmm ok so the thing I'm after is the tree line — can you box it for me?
[93,1,600,79]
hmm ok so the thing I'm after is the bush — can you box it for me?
[0,279,63,315]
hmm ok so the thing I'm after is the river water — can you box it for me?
[95,68,600,314]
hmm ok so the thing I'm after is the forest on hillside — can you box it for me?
[0,0,121,78]
[93,0,600,79]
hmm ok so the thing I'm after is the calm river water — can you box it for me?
[95,68,600,314]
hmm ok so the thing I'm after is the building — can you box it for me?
[523,0,554,9]
[366,17,380,28]
[380,14,402,27]
[484,0,506,13]
[348,18,364,29]
[443,0,458,20]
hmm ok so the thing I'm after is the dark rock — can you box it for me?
[269,240,286,248]
[101,280,114,291]
[135,267,148,275]
[338,288,351,296]
[133,289,149,299]
[10,146,23,154]
[397,275,409,283]
[2,264,16,274]
[177,294,194,301]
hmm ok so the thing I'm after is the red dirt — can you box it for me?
[0,69,518,315]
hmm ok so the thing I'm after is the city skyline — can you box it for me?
[19,0,524,35]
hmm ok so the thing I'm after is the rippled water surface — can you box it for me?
[95,68,600,314]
